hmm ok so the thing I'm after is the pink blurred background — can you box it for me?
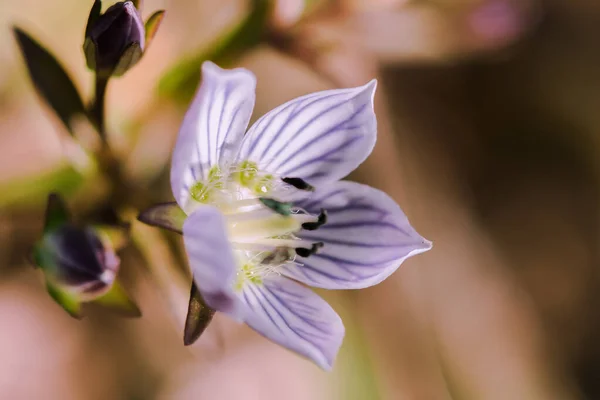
[2,0,600,398]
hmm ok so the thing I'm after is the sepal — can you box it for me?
[46,282,83,319]
[92,280,141,317]
[183,283,215,345]
[43,193,70,233]
[144,10,165,50]
[137,202,186,234]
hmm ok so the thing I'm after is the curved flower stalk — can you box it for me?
[139,62,431,369]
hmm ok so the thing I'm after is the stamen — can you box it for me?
[261,246,295,265]
[295,242,324,257]
[282,177,315,191]
[301,209,327,231]
[259,198,293,216]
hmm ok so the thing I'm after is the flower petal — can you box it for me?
[171,61,256,209]
[240,276,344,370]
[282,181,432,289]
[182,206,244,318]
[235,81,377,186]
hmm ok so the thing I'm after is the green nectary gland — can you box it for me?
[189,166,223,203]
[236,263,263,290]
[234,161,275,195]
[189,161,278,203]
[189,181,209,202]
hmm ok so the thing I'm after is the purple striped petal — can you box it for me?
[235,81,377,186]
[182,206,244,319]
[171,61,256,209]
[240,275,344,370]
[282,181,432,289]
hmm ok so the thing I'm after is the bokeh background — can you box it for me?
[1,0,600,398]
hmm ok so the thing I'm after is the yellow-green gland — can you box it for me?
[236,161,258,187]
[253,174,274,195]
[190,182,211,203]
[208,166,223,188]
[235,263,263,290]
[190,167,223,203]
[234,161,275,195]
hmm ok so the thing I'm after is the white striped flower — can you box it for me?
[140,62,431,370]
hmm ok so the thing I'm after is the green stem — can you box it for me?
[91,74,109,140]
[89,74,126,210]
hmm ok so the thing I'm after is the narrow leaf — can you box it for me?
[84,0,102,39]
[13,27,87,133]
[184,282,215,345]
[137,202,186,234]
[144,10,165,49]
[92,280,141,317]
[44,193,70,233]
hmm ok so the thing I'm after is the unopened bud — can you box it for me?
[84,1,145,77]
[35,224,119,301]
[32,193,139,318]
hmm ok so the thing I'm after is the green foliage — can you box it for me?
[13,28,86,134]
[0,164,86,209]
[158,0,272,105]
[43,193,71,233]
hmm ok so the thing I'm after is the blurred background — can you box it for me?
[1,0,600,398]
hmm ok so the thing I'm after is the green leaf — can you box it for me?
[144,10,166,50]
[44,193,70,233]
[0,164,86,209]
[13,27,87,134]
[137,202,186,234]
[158,0,271,104]
[84,0,102,39]
[184,283,215,345]
[47,282,82,319]
[92,280,141,317]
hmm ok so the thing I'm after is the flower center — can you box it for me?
[185,162,288,215]
[186,161,324,290]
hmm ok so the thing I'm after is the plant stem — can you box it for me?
[89,74,125,209]
[91,74,109,140]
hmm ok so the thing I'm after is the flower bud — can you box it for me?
[35,224,120,301]
[84,1,145,77]
[33,193,139,318]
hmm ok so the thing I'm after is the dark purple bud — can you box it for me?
[84,1,145,76]
[36,224,119,300]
